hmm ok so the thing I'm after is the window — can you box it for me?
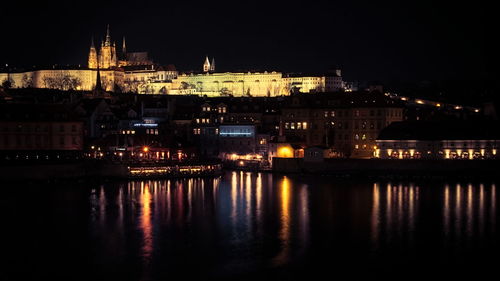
[302,122,308,130]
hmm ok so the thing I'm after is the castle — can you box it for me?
[1,26,346,96]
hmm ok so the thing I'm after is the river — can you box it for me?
[2,171,499,280]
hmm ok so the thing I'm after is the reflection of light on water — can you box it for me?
[118,187,124,228]
[492,184,496,233]
[256,173,262,230]
[140,182,153,261]
[442,183,498,242]
[274,176,291,265]
[479,184,484,237]
[398,184,403,235]
[455,184,462,241]
[188,179,193,221]
[466,184,474,238]
[246,172,252,228]
[386,184,392,240]
[371,183,380,250]
[99,186,106,226]
[166,180,171,224]
[408,184,416,244]
[231,172,238,226]
[212,177,220,204]
[443,185,450,238]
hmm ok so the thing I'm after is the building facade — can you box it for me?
[375,121,500,159]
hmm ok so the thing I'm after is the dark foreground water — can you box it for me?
[2,172,499,280]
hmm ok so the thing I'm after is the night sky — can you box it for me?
[0,1,491,83]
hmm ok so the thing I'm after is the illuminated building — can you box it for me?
[0,28,349,96]
[281,93,404,158]
[376,121,500,159]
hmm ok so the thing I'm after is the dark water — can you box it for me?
[2,172,499,280]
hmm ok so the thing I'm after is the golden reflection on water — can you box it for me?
[444,185,450,238]
[274,176,291,265]
[374,183,418,247]
[373,182,498,248]
[467,184,474,238]
[441,183,497,242]
[140,182,153,261]
[245,172,252,231]
[455,184,462,241]
[371,183,380,249]
[492,184,496,232]
[231,172,238,227]
[256,173,263,231]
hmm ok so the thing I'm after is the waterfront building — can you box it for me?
[281,93,404,158]
[375,121,500,159]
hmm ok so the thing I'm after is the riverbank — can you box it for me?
[272,158,500,179]
[2,158,500,182]
[0,160,223,182]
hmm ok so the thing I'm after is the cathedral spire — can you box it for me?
[88,36,98,69]
[122,36,127,54]
[210,57,215,72]
[105,24,111,46]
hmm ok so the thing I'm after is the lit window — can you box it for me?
[302,122,307,129]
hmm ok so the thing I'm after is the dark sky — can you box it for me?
[0,1,491,83]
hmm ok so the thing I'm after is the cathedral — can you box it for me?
[88,25,120,69]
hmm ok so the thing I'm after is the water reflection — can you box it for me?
[139,182,153,261]
[81,175,499,279]
[441,183,497,244]
[372,183,418,248]
[274,176,292,265]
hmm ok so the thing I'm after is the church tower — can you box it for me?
[88,37,98,69]
[210,57,215,72]
[98,25,117,69]
[203,56,211,72]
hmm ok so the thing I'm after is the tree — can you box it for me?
[1,78,13,89]
[22,74,33,88]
